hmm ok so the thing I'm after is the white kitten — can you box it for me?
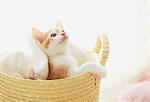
[32,22,78,79]
[33,21,106,79]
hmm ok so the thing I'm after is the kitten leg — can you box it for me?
[73,62,106,78]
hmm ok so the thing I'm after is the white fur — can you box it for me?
[45,28,68,57]
[50,53,78,76]
[69,44,106,77]
[73,62,106,77]
[0,36,48,79]
[68,43,99,65]
[45,25,106,78]
[45,28,78,76]
[48,48,106,77]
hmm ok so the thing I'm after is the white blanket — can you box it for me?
[0,36,48,79]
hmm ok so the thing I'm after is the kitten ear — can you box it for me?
[32,28,47,44]
[56,20,63,29]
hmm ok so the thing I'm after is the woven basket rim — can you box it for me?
[0,71,94,82]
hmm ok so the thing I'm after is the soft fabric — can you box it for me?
[119,69,150,102]
[138,70,150,82]
[68,43,99,66]
[118,82,150,102]
[0,36,49,79]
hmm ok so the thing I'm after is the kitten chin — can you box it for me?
[44,40,69,57]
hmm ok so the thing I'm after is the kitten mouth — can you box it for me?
[59,36,68,44]
[59,37,68,44]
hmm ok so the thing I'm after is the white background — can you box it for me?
[0,0,150,102]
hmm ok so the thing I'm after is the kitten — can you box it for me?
[32,22,78,79]
[0,36,49,80]
[32,21,106,80]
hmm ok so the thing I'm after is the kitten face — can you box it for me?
[44,28,69,56]
[32,22,69,56]
[47,28,68,46]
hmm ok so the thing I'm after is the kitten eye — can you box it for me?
[50,33,57,37]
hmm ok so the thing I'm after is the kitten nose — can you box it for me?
[62,33,65,36]
[62,33,68,39]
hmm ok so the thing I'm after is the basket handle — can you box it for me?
[94,34,109,66]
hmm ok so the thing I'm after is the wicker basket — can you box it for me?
[0,35,109,102]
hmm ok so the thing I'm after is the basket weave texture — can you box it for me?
[0,35,109,102]
[0,72,100,102]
